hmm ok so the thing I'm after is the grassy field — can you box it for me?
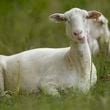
[0,0,110,110]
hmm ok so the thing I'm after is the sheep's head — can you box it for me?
[49,8,102,43]
[91,15,110,43]
[99,15,110,44]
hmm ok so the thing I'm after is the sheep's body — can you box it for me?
[2,48,71,93]
[0,47,96,95]
[0,8,99,96]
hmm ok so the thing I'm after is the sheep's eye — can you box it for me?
[99,21,104,25]
[67,16,71,23]
[66,17,71,23]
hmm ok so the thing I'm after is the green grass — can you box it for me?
[0,80,110,110]
[0,0,110,110]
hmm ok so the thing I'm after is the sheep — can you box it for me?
[88,14,110,55]
[0,8,101,96]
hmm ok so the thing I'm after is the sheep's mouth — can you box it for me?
[77,36,85,43]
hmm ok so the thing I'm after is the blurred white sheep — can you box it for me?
[88,14,110,55]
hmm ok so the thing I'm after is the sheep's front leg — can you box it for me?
[40,82,60,97]
[0,70,4,95]
[0,67,11,98]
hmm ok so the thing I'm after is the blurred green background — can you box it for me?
[0,0,110,55]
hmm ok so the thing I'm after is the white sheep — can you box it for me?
[0,8,101,96]
[88,14,110,55]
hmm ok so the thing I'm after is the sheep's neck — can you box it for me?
[66,40,91,75]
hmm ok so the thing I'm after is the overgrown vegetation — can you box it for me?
[0,0,110,110]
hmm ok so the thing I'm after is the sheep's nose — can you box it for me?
[73,30,82,36]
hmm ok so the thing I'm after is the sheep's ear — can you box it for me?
[87,11,102,19]
[49,13,67,23]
